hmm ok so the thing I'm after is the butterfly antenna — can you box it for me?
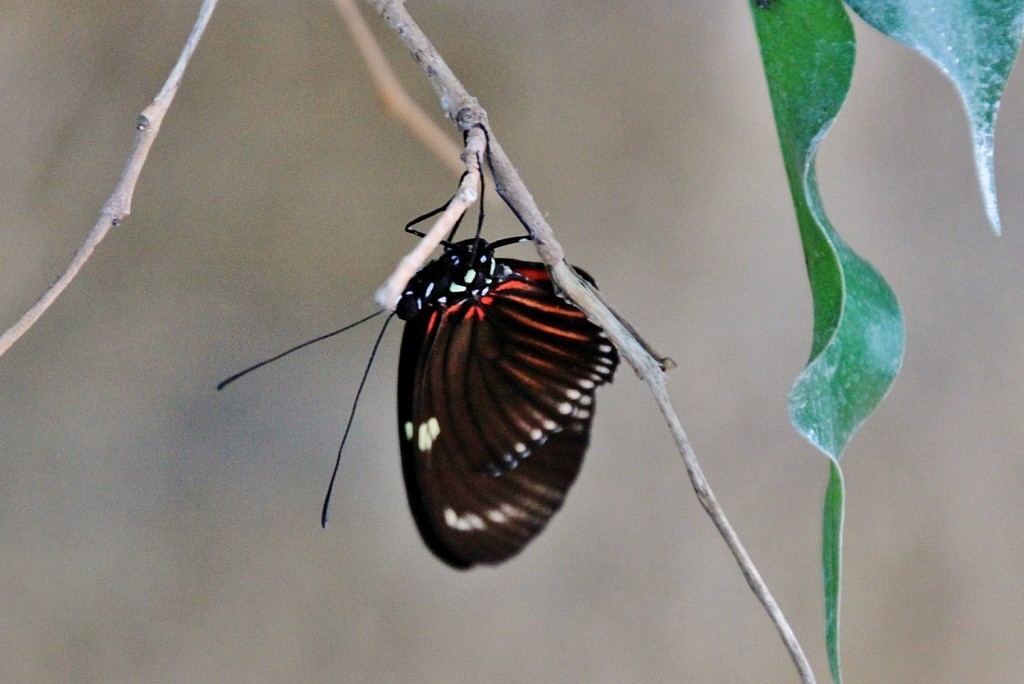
[216,310,384,391]
[474,148,486,240]
[465,148,487,265]
[404,197,449,238]
[321,312,394,527]
[405,173,469,243]
[474,123,535,241]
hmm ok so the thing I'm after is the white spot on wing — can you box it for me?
[501,503,526,520]
[521,479,561,502]
[444,507,487,531]
[403,421,414,441]
[418,417,441,452]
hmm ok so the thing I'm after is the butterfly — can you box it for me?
[392,236,618,568]
[219,135,618,568]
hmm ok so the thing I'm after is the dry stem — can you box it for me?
[0,0,219,360]
[331,0,464,175]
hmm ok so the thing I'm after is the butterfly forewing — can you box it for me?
[398,257,618,568]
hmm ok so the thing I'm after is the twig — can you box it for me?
[331,0,501,209]
[331,0,464,175]
[0,0,219,360]
[374,127,486,309]
[364,2,816,682]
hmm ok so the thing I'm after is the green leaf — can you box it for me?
[822,461,845,684]
[845,0,1024,235]
[751,2,905,681]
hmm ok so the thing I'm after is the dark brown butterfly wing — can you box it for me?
[397,263,618,568]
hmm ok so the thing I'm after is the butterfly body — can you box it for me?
[396,238,618,569]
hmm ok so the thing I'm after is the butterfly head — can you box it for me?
[395,238,505,320]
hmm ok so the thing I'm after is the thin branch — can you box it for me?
[330,0,501,212]
[331,0,464,175]
[364,2,817,682]
[0,0,219,360]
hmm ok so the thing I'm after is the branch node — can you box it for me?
[455,106,484,131]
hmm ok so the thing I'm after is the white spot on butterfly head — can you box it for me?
[464,268,477,284]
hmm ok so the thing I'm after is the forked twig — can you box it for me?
[374,128,486,309]
[360,1,816,682]
[0,0,219,360]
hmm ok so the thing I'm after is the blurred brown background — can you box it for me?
[2,1,1023,682]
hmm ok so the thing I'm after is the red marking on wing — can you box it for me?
[425,310,441,336]
[509,264,550,283]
